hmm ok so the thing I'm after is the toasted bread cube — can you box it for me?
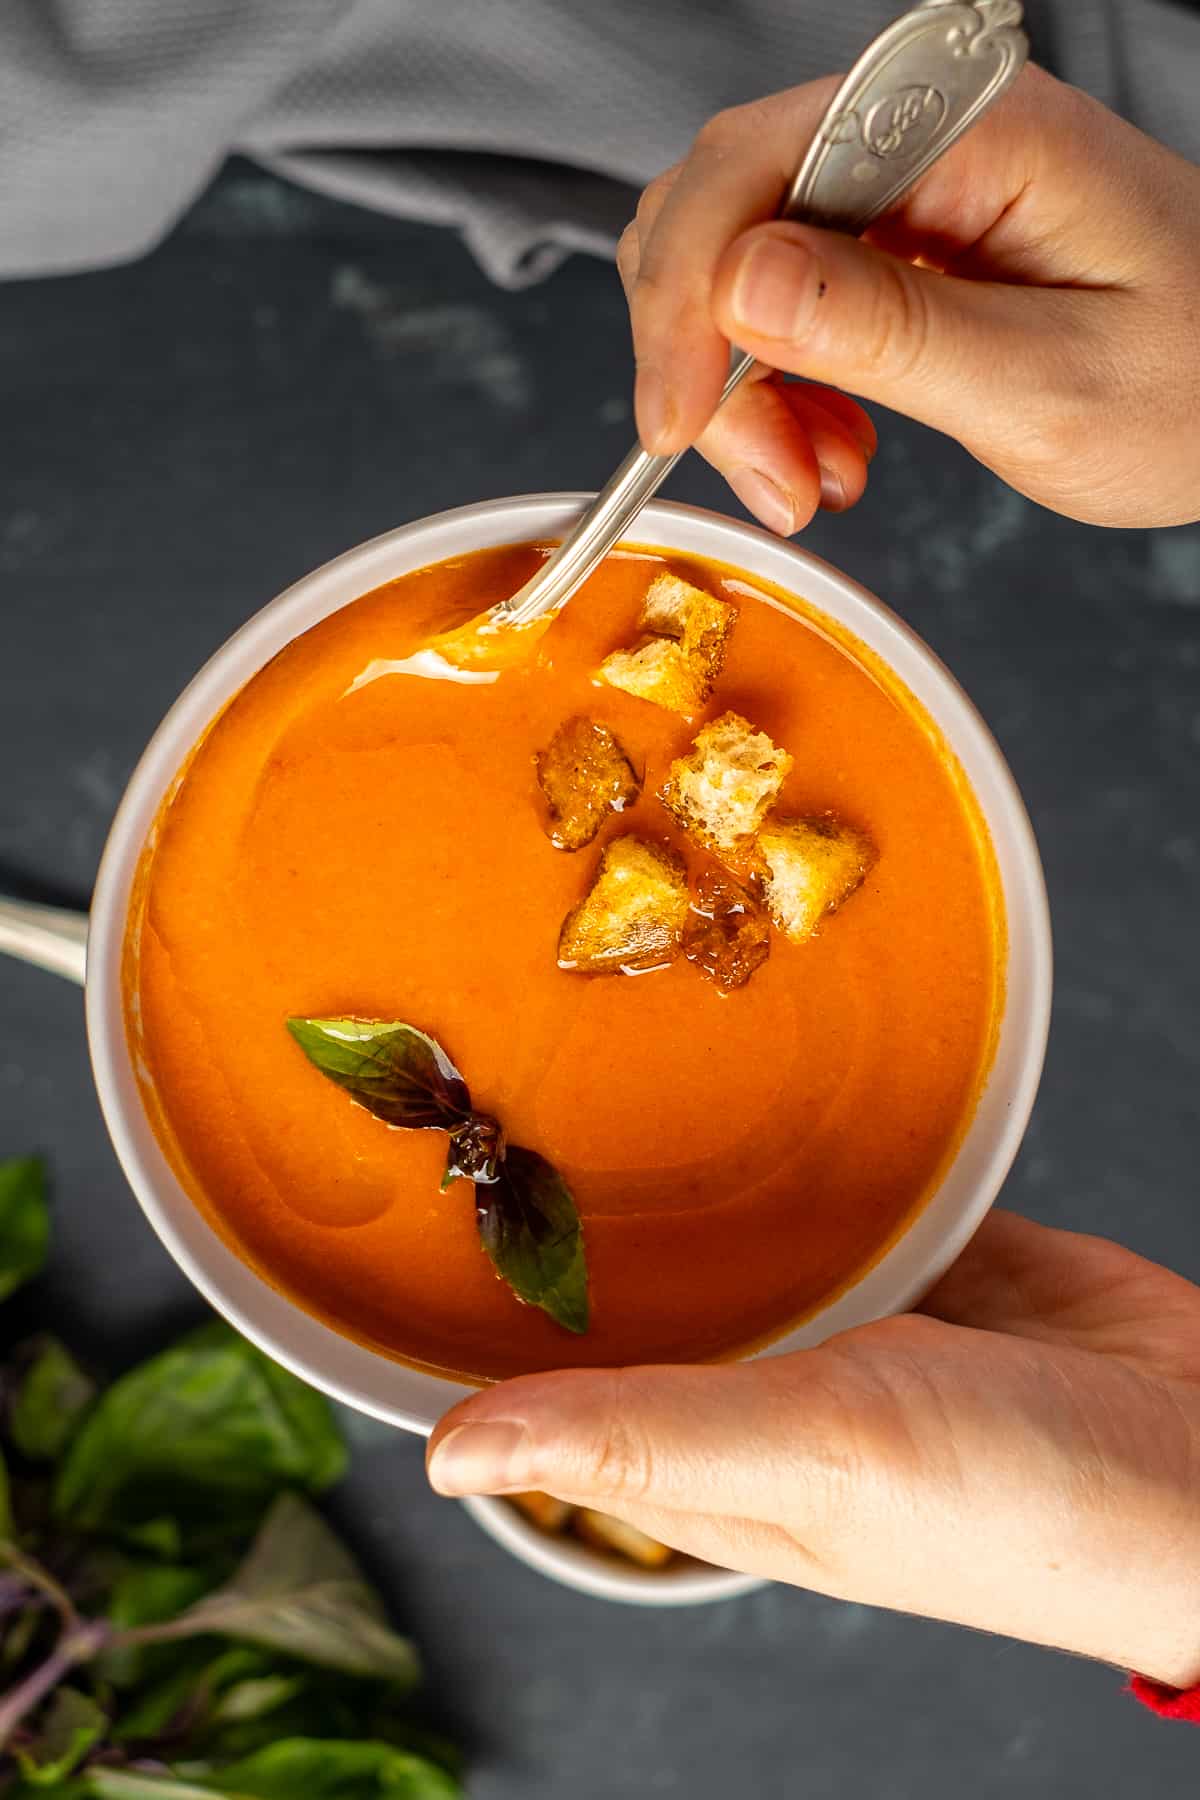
[535,716,641,852]
[510,1491,575,1533]
[759,815,877,942]
[598,573,738,717]
[575,1509,675,1569]
[683,867,771,992]
[598,638,708,718]
[558,835,689,975]
[639,572,695,636]
[659,712,792,855]
[641,572,736,675]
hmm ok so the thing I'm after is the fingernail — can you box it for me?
[731,237,820,342]
[819,466,846,510]
[635,366,672,451]
[427,1421,530,1496]
[729,467,797,536]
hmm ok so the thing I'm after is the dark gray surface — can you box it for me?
[1,164,1198,1795]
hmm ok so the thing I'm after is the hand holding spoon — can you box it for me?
[433,0,1027,668]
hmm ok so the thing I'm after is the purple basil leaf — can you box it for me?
[475,1148,587,1334]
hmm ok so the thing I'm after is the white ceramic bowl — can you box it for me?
[86,494,1053,1470]
[459,1494,766,1607]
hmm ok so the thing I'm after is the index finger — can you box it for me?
[631,78,841,453]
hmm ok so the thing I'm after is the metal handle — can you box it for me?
[502,0,1027,627]
[0,899,88,986]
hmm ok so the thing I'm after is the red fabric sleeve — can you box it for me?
[1129,1675,1200,1722]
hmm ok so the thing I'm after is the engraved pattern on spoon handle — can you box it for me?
[502,0,1027,627]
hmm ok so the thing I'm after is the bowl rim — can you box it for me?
[458,1493,767,1607]
[85,491,1053,1440]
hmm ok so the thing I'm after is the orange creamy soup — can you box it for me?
[127,542,1002,1382]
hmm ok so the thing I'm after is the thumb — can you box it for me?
[710,220,1083,451]
[425,1358,849,1523]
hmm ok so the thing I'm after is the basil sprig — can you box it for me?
[286,1018,588,1334]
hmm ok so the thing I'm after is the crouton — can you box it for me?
[683,867,771,992]
[558,835,689,975]
[659,712,792,855]
[575,1509,676,1569]
[759,815,877,942]
[640,572,737,675]
[510,1492,575,1533]
[535,716,641,851]
[598,572,737,717]
[595,637,708,719]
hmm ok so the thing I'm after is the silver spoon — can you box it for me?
[499,0,1027,629]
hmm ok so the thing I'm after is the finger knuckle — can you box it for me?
[635,168,674,228]
[628,263,673,337]
[615,223,640,287]
[859,258,931,383]
[694,108,737,152]
[580,1372,655,1502]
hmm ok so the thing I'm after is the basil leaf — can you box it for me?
[476,1148,588,1335]
[208,1674,306,1727]
[15,1687,106,1785]
[206,1738,461,1798]
[286,1020,471,1131]
[107,1563,217,1638]
[54,1324,345,1541]
[10,1338,96,1462]
[286,1019,590,1329]
[159,1494,418,1687]
[86,1739,461,1799]
[86,1775,214,1799]
[112,1647,262,1745]
[442,1116,503,1187]
[121,1519,184,1559]
[98,1561,218,1691]
[0,1157,50,1302]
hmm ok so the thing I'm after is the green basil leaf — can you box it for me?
[286,1020,471,1132]
[476,1147,588,1334]
[5,1783,88,1800]
[54,1324,346,1540]
[15,1687,107,1785]
[85,1774,214,1799]
[86,1740,460,1800]
[98,1561,218,1690]
[10,1339,97,1462]
[0,1157,50,1302]
[207,1674,306,1727]
[112,1647,264,1746]
[120,1520,184,1560]
[160,1494,418,1687]
[207,1738,461,1798]
[107,1562,217,1636]
[367,1719,462,1782]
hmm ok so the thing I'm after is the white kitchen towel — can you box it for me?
[2,1,1197,287]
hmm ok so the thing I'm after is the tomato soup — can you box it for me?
[126,543,1002,1382]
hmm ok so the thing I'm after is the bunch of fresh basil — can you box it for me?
[0,1157,460,1798]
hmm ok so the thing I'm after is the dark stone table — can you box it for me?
[2,163,1198,1797]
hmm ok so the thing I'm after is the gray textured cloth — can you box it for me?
[3,1,1199,289]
